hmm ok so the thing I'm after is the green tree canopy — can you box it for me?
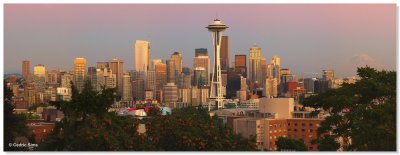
[39,80,256,151]
[275,137,307,151]
[303,67,396,151]
[141,106,257,151]
[4,81,33,151]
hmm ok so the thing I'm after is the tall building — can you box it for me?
[34,64,46,77]
[96,67,116,91]
[207,18,228,110]
[60,72,73,88]
[74,58,86,92]
[249,44,262,84]
[220,36,230,71]
[322,70,334,81]
[122,73,132,101]
[280,68,294,96]
[163,83,178,106]
[193,56,210,86]
[170,52,183,73]
[97,61,109,70]
[110,58,124,95]
[195,48,208,57]
[22,60,30,80]
[150,59,163,70]
[24,83,36,107]
[264,77,278,98]
[155,61,167,94]
[304,78,317,93]
[226,67,241,99]
[134,40,150,72]
[194,67,207,87]
[166,60,176,83]
[146,70,156,98]
[87,66,97,89]
[170,52,183,85]
[271,56,281,83]
[132,78,145,100]
[323,70,334,88]
[234,55,247,78]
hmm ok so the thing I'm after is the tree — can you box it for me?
[275,137,307,151]
[141,106,257,151]
[40,80,257,151]
[39,80,142,151]
[4,81,33,151]
[303,67,396,151]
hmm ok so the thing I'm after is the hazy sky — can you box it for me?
[4,4,396,77]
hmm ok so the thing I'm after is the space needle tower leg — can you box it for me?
[206,19,228,111]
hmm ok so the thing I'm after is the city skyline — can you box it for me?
[5,4,396,77]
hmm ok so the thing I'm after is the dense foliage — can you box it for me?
[39,80,256,151]
[275,137,307,151]
[141,106,257,151]
[303,67,396,151]
[4,81,33,151]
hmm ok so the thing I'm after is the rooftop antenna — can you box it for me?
[216,12,219,20]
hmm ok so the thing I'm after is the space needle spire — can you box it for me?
[206,18,228,111]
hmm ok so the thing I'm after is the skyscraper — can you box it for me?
[194,67,207,87]
[166,59,176,83]
[170,52,183,85]
[195,48,208,57]
[110,58,124,95]
[220,36,230,71]
[132,78,145,100]
[33,64,46,77]
[87,66,97,89]
[146,70,156,98]
[249,44,262,84]
[234,55,247,78]
[22,60,30,80]
[170,52,183,73]
[155,61,167,93]
[193,56,210,86]
[271,56,281,83]
[122,73,132,101]
[97,61,109,70]
[207,18,228,110]
[134,40,150,72]
[163,83,178,107]
[74,58,86,92]
[322,70,334,81]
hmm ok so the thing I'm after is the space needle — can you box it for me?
[206,18,228,111]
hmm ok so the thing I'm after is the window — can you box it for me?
[309,123,313,127]
[288,129,291,132]
[294,123,298,126]
[43,129,47,132]
[302,123,305,126]
[288,123,291,126]
[309,147,313,150]
[302,129,305,132]
[294,129,298,132]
